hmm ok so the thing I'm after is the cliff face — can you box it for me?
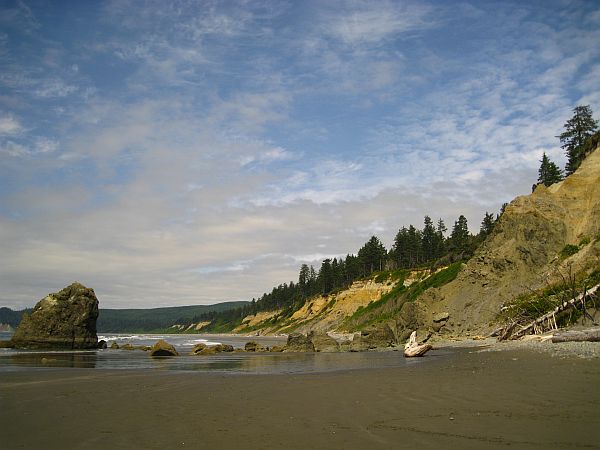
[408,146,600,337]
[232,277,400,335]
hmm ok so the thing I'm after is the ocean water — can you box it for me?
[0,332,445,374]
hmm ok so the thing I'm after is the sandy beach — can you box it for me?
[1,345,599,450]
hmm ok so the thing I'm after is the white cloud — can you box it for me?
[322,1,431,46]
[0,114,22,135]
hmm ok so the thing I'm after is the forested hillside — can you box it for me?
[0,303,248,333]
[185,210,499,333]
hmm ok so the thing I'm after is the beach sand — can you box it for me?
[1,346,599,450]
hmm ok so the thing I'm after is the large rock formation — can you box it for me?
[308,331,340,352]
[404,145,600,338]
[284,332,315,352]
[150,340,179,357]
[11,282,99,349]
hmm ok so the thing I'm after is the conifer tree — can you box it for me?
[537,152,563,186]
[450,215,470,254]
[421,216,436,262]
[560,105,598,175]
[479,212,495,237]
[358,236,387,274]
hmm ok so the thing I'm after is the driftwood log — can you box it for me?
[551,329,600,343]
[404,331,432,357]
[508,283,599,340]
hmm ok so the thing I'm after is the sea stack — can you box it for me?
[11,282,99,349]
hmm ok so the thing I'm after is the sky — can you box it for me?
[1,0,599,309]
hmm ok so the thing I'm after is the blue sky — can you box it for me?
[1,0,599,308]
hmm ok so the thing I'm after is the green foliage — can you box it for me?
[579,236,591,246]
[560,244,580,258]
[406,262,463,301]
[537,152,563,186]
[479,212,495,238]
[560,105,598,175]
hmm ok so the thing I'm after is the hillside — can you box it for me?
[175,145,600,341]
[402,144,600,339]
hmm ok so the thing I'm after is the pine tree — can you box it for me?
[479,212,495,237]
[421,216,436,262]
[537,152,563,186]
[357,236,387,274]
[318,259,334,295]
[435,218,447,258]
[560,105,598,175]
[450,215,470,254]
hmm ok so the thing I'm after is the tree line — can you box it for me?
[191,209,502,327]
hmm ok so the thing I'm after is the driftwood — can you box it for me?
[509,283,599,340]
[404,331,432,357]
[551,329,600,343]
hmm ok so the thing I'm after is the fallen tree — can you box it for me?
[551,329,600,343]
[503,283,599,340]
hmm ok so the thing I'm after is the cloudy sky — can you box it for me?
[1,0,599,309]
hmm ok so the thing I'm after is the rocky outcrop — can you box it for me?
[11,282,99,349]
[150,340,179,357]
[355,324,397,350]
[244,341,265,352]
[284,332,315,352]
[308,331,340,352]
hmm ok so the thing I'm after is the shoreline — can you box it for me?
[2,344,600,449]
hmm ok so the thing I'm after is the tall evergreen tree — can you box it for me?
[421,216,436,262]
[357,236,387,274]
[450,215,470,254]
[537,152,563,186]
[559,105,598,175]
[479,212,495,237]
[318,259,334,295]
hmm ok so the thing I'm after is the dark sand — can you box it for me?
[1,348,599,450]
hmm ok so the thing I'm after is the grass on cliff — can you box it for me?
[343,263,463,330]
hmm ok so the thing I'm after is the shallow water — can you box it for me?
[0,332,448,374]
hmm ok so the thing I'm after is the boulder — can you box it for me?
[269,345,285,352]
[110,342,120,349]
[359,324,397,349]
[432,312,450,332]
[244,341,265,352]
[11,282,99,349]
[121,343,135,350]
[189,344,235,355]
[150,339,179,357]
[97,340,107,349]
[198,346,218,355]
[190,343,207,355]
[308,332,339,352]
[214,344,234,352]
[284,333,315,352]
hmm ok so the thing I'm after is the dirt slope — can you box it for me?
[408,146,600,337]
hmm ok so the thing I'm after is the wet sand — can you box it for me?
[1,347,599,450]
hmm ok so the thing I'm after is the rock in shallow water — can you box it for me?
[11,282,99,350]
[150,339,179,357]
